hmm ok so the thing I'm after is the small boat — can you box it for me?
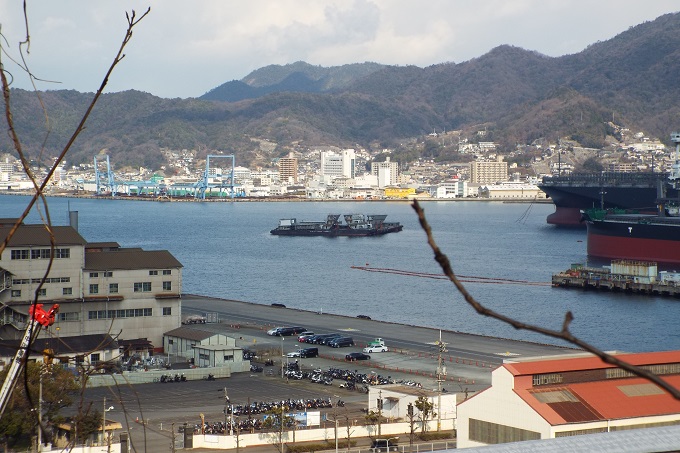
[270,214,403,237]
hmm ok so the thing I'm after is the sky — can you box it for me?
[1,1,679,99]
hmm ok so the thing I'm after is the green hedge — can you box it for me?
[286,440,357,453]
[418,431,455,441]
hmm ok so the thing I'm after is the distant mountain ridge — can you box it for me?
[4,12,680,170]
[200,61,386,101]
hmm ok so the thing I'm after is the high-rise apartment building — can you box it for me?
[470,157,508,184]
[278,154,298,184]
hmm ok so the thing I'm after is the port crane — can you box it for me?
[0,303,59,418]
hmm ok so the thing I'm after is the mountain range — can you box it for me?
[3,12,680,171]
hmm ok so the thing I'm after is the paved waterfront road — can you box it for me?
[182,294,579,386]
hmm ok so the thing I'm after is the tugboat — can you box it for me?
[270,214,403,237]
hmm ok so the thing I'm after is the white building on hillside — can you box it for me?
[371,157,399,188]
[321,149,356,180]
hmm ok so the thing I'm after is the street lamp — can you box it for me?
[102,397,114,448]
[280,336,284,378]
[223,388,232,435]
[435,331,448,432]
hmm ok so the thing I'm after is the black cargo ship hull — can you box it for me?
[584,212,680,264]
[538,173,676,227]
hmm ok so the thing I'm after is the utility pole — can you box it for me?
[224,387,231,435]
[171,422,176,453]
[435,330,447,432]
[37,369,43,452]
[377,390,383,436]
[281,337,285,379]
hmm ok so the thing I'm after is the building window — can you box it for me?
[133,282,152,292]
[224,355,234,361]
[10,250,29,260]
[88,308,152,319]
[90,353,100,364]
[103,271,113,277]
[32,249,51,259]
[199,353,210,361]
[63,287,73,295]
[89,284,99,294]
[37,288,46,297]
[55,248,70,259]
[149,270,158,276]
[163,270,172,275]
[58,312,79,321]
[109,283,119,294]
[89,272,99,278]
[168,339,174,345]
[162,281,172,291]
[11,290,21,297]
[532,373,563,386]
[163,307,172,316]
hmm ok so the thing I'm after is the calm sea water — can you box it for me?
[2,194,678,353]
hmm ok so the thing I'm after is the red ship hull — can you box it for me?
[584,211,680,264]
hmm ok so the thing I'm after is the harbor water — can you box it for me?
[2,194,678,353]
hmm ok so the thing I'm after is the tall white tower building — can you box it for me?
[321,149,356,179]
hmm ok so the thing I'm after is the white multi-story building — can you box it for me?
[321,149,356,180]
[371,157,399,188]
[0,219,182,349]
[435,180,467,198]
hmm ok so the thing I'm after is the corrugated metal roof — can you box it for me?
[505,351,680,376]
[518,374,680,424]
[455,424,680,452]
[0,334,118,357]
[163,326,216,341]
[0,224,87,246]
[85,249,183,270]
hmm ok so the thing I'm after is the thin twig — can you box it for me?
[411,199,680,399]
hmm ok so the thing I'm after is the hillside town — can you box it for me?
[0,126,673,201]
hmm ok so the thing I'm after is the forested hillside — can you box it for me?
[3,12,680,170]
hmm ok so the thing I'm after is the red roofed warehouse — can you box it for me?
[456,351,680,448]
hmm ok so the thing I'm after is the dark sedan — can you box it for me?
[345,352,371,361]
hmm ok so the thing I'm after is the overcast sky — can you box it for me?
[1,1,678,99]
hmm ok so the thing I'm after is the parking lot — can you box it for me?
[77,295,578,451]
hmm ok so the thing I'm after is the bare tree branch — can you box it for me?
[411,199,680,399]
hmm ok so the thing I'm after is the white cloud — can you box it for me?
[0,0,678,98]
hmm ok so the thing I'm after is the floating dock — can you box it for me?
[552,260,680,297]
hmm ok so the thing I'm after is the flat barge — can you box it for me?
[270,214,403,237]
[552,260,680,297]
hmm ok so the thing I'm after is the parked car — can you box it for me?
[363,345,389,353]
[345,352,370,361]
[370,438,399,452]
[271,302,286,308]
[299,347,319,358]
[356,315,372,320]
[298,332,315,342]
[287,350,301,358]
[328,337,354,348]
[267,327,284,336]
[313,333,341,345]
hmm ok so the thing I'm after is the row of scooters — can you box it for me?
[159,373,187,383]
